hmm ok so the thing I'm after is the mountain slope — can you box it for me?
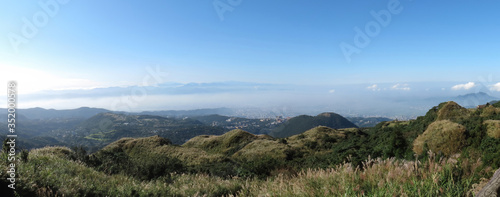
[269,112,357,138]
[49,113,226,150]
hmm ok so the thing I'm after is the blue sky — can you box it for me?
[1,0,500,113]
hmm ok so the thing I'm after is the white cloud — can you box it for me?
[451,82,476,90]
[329,89,335,93]
[366,84,380,91]
[391,83,410,91]
[491,82,500,92]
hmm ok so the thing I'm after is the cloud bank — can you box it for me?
[392,84,410,91]
[491,82,500,92]
[451,82,476,90]
[366,84,379,91]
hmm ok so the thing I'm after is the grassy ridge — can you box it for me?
[269,112,358,138]
[1,147,494,196]
[2,101,500,196]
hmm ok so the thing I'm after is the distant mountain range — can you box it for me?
[13,81,500,119]
[0,107,233,122]
[452,92,498,107]
[346,117,393,128]
[0,107,110,121]
[423,92,498,108]
[137,108,235,118]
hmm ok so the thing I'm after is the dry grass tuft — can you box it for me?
[413,120,466,156]
[484,120,500,139]
[286,126,347,148]
[182,129,267,155]
[30,146,73,159]
[481,105,500,117]
[236,152,483,196]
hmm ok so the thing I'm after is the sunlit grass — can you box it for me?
[2,147,492,196]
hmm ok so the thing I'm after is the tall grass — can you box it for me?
[2,148,493,196]
[238,152,491,197]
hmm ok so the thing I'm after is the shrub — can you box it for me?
[480,137,500,168]
[304,140,318,150]
[239,155,284,179]
[413,120,466,156]
[484,120,500,139]
[20,149,29,162]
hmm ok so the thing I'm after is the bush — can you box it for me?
[70,146,89,163]
[305,140,318,150]
[20,149,29,162]
[484,120,500,139]
[239,155,284,179]
[383,130,407,158]
[413,120,466,156]
[480,137,500,169]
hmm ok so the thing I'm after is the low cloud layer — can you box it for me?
[452,82,476,90]
[491,82,500,92]
[366,84,380,91]
[392,84,410,91]
[2,81,499,119]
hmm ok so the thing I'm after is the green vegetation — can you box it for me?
[436,101,471,121]
[49,113,227,151]
[2,101,500,196]
[269,112,357,138]
[1,146,494,196]
[484,120,500,139]
[413,120,466,156]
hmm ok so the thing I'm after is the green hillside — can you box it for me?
[2,101,500,196]
[269,112,358,138]
[49,113,226,151]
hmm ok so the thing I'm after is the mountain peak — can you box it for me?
[317,112,340,118]
[452,92,498,108]
[437,101,469,121]
[269,112,357,138]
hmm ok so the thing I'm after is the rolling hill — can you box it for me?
[2,101,500,196]
[269,112,357,138]
[48,113,226,151]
